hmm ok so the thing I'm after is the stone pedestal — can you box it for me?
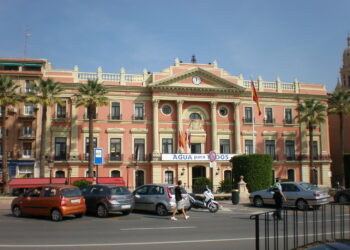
[238,176,250,204]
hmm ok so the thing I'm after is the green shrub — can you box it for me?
[344,154,350,188]
[218,179,233,193]
[72,179,92,188]
[230,154,273,192]
[193,177,212,193]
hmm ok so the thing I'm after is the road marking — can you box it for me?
[120,226,196,231]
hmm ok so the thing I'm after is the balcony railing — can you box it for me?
[243,117,254,124]
[283,119,293,125]
[263,118,275,124]
[108,153,122,161]
[54,153,68,161]
[108,114,122,120]
[132,115,144,121]
[83,113,97,120]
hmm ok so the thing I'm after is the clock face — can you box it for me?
[192,76,201,85]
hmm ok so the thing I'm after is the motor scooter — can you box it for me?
[188,187,219,213]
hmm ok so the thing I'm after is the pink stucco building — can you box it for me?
[0,56,332,189]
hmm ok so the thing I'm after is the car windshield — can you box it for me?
[110,187,131,195]
[300,183,318,191]
[61,188,82,198]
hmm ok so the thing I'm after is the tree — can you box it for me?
[74,79,108,178]
[0,76,22,194]
[328,90,350,186]
[296,99,327,185]
[27,78,63,178]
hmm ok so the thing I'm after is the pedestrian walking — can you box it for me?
[170,180,189,221]
[272,177,286,220]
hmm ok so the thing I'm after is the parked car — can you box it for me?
[11,185,86,221]
[80,184,134,217]
[249,182,330,210]
[132,184,190,216]
[334,189,350,203]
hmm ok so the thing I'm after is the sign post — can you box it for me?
[209,151,217,187]
[94,148,103,184]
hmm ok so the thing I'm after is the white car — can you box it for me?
[249,182,330,210]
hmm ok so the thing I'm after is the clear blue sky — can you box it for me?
[1,0,349,91]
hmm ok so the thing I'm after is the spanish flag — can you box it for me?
[178,131,186,150]
[251,80,262,116]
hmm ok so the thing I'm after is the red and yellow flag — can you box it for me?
[251,80,262,116]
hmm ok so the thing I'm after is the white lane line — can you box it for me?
[120,226,196,231]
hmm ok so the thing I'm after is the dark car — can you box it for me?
[80,184,134,217]
[334,189,350,203]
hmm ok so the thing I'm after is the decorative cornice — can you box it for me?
[282,131,297,136]
[262,131,278,136]
[51,126,71,132]
[106,128,125,133]
[159,128,176,134]
[82,127,101,133]
[130,128,148,134]
[241,130,257,136]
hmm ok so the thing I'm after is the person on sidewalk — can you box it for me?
[272,177,286,220]
[170,180,189,221]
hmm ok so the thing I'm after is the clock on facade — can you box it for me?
[192,76,201,85]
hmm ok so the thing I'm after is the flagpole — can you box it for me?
[252,105,255,154]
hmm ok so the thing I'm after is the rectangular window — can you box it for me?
[55,137,67,160]
[244,107,252,123]
[85,137,97,159]
[23,126,32,137]
[0,144,2,157]
[285,108,292,124]
[110,138,121,161]
[135,103,144,120]
[313,141,319,160]
[134,138,145,161]
[25,80,34,93]
[0,128,2,137]
[245,140,253,154]
[111,102,120,120]
[86,106,96,119]
[285,140,295,161]
[220,139,230,153]
[23,143,32,158]
[56,103,66,118]
[265,108,273,123]
[165,171,174,184]
[0,106,2,116]
[265,140,276,159]
[191,143,201,154]
[162,138,173,154]
[24,104,34,115]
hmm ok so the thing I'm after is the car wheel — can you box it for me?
[75,213,83,218]
[156,204,168,216]
[296,199,308,211]
[253,196,264,207]
[51,209,63,222]
[338,194,349,204]
[97,204,108,218]
[122,210,131,215]
[12,206,22,217]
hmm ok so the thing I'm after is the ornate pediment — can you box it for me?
[148,67,245,94]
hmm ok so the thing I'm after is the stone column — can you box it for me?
[152,99,160,158]
[70,99,79,160]
[177,100,184,153]
[233,102,241,154]
[211,101,218,152]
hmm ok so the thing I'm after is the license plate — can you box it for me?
[121,205,131,209]
[71,199,80,204]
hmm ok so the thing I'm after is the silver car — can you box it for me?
[249,182,330,210]
[132,184,190,216]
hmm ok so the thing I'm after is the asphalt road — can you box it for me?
[0,203,263,250]
[0,203,348,250]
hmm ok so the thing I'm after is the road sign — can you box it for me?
[94,148,103,165]
[209,151,217,162]
[209,161,217,168]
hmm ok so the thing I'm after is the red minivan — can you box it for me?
[11,185,86,221]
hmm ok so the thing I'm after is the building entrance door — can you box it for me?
[135,170,144,188]
[192,166,206,193]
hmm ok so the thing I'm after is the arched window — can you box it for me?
[111,170,120,177]
[189,113,202,120]
[224,170,232,182]
[55,170,65,178]
[287,169,295,181]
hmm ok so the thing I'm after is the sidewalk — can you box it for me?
[0,197,14,210]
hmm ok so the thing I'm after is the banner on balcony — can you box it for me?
[161,154,237,161]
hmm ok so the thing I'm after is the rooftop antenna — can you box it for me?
[23,26,31,58]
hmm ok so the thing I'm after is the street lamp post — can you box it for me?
[48,160,54,184]
[67,166,72,185]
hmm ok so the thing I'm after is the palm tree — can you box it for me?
[27,78,63,178]
[296,99,327,185]
[328,90,350,186]
[0,76,22,194]
[74,79,108,178]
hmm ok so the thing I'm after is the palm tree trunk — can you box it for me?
[309,122,314,184]
[1,105,9,194]
[39,104,47,178]
[88,104,94,178]
[340,113,345,186]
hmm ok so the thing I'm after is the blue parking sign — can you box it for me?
[94,148,103,165]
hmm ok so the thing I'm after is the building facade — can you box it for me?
[0,57,332,189]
